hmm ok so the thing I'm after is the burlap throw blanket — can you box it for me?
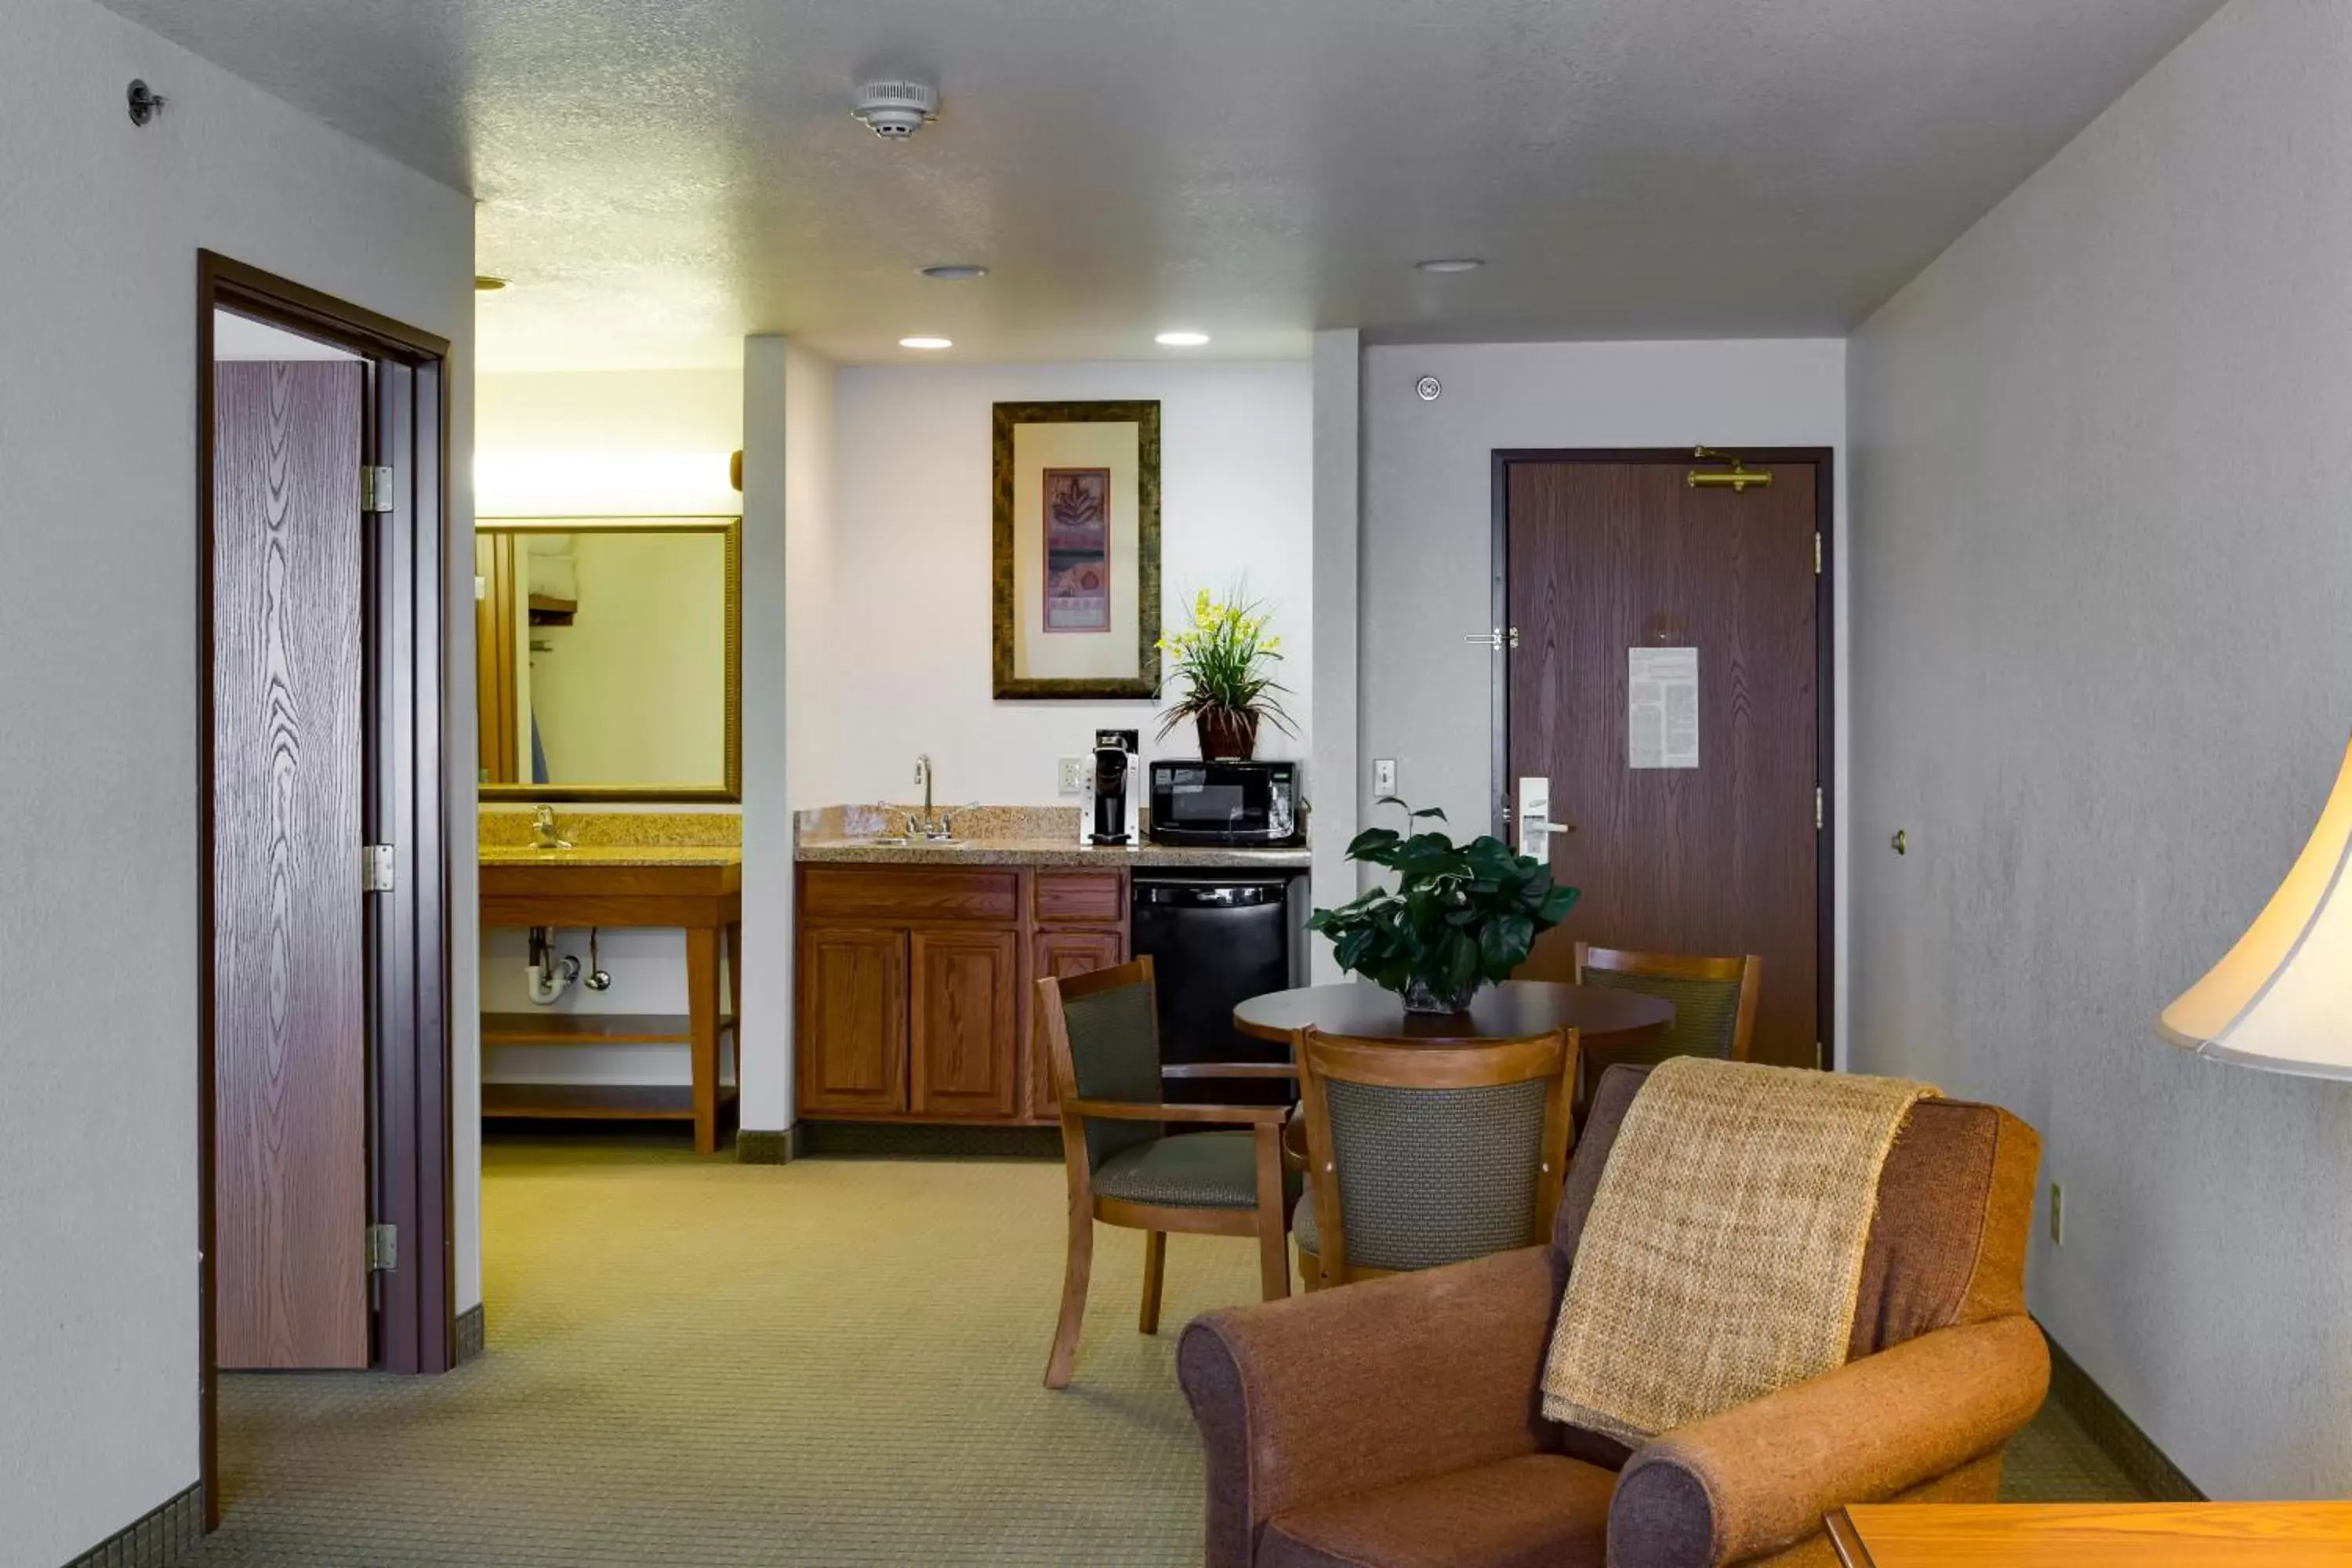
[1539,1056,1937,1446]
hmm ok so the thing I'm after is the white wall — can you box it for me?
[1359,339,1848,1033]
[735,338,834,1133]
[1848,0,2352,1500]
[476,368,741,517]
[474,369,742,1091]
[0,0,474,1559]
[1310,331,1363,978]
[829,361,1316,805]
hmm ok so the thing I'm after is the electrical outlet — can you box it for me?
[2049,1181,2064,1247]
[1057,755,1089,796]
[1374,758,1397,795]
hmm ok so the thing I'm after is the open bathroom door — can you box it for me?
[211,357,372,1369]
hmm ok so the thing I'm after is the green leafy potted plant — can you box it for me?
[1309,797,1581,1014]
[1157,587,1294,760]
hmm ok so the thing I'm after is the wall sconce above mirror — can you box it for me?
[474,516,741,803]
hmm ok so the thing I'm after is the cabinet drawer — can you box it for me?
[1033,869,1125,927]
[801,866,1020,924]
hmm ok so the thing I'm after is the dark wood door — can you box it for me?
[212,360,370,1370]
[1505,456,1823,1068]
[1030,928,1125,1118]
[910,928,1022,1118]
[797,926,909,1115]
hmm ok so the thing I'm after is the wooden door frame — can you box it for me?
[1488,447,1837,1069]
[198,252,456,1528]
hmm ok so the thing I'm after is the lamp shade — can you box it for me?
[2158,735,2352,1077]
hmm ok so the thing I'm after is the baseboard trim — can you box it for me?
[454,1302,486,1364]
[61,1480,203,1567]
[797,1121,1062,1160]
[2045,1333,2205,1502]
[735,1124,804,1164]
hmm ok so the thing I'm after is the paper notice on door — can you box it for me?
[1629,647,1700,770]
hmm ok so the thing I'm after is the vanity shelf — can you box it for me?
[481,1013,738,1047]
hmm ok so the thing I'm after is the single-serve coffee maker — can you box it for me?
[1089,728,1139,845]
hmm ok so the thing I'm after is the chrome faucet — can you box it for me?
[909,756,956,840]
[532,804,572,850]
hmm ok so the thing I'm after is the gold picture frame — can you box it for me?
[991,400,1162,699]
[474,515,742,804]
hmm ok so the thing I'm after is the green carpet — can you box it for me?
[192,1136,2141,1566]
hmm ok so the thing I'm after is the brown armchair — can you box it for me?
[1178,1065,2047,1568]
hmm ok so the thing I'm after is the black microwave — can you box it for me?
[1147,760,1302,847]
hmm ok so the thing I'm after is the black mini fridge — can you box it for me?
[1130,873,1306,1105]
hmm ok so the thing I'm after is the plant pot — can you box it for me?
[1196,710,1260,761]
[1403,977,1483,1016]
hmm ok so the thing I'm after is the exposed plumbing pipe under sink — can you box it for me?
[526,925,579,1005]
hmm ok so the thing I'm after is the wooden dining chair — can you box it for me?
[1574,943,1762,1063]
[1291,1027,1577,1290]
[1036,956,1298,1389]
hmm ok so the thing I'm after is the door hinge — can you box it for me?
[361,465,394,514]
[368,1223,397,1272]
[1813,532,1823,575]
[1814,787,1824,832]
[1465,626,1519,651]
[364,844,397,892]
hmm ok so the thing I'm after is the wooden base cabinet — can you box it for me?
[911,929,1022,1118]
[797,927,909,1116]
[797,866,1127,1126]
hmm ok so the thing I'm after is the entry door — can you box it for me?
[1504,456,1824,1068]
[213,360,371,1369]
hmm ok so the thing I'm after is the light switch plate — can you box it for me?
[1057,756,1089,796]
[1374,759,1397,796]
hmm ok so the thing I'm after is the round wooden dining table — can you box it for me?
[1232,979,1673,1052]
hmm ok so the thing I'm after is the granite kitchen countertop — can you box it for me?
[793,835,1311,870]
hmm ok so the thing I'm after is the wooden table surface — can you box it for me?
[1232,979,1672,1051]
[1828,1503,2352,1567]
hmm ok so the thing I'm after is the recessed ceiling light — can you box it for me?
[1155,330,1210,347]
[474,275,508,292]
[1414,258,1485,274]
[898,336,954,350]
[920,264,989,281]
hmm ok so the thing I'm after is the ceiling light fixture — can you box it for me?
[1414,258,1485,274]
[899,336,954,350]
[1155,331,1210,347]
[474,275,508,292]
[920,264,989,281]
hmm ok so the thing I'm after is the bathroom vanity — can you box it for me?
[479,843,742,1152]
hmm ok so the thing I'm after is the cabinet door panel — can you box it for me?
[797,927,908,1115]
[909,928,1022,1119]
[1029,928,1127,1119]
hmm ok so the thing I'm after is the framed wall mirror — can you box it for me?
[474,516,740,802]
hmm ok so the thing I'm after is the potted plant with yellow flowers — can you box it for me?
[1157,587,1293,760]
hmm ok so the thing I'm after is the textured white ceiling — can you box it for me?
[107,0,2226,369]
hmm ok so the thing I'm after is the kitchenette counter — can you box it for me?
[794,836,1310,870]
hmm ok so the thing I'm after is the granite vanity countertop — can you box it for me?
[479,844,742,868]
[794,836,1312,871]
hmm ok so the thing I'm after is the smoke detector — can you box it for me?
[853,79,940,140]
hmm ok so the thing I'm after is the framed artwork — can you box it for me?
[992,400,1161,699]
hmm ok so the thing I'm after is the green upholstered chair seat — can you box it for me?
[1092,1131,1261,1210]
